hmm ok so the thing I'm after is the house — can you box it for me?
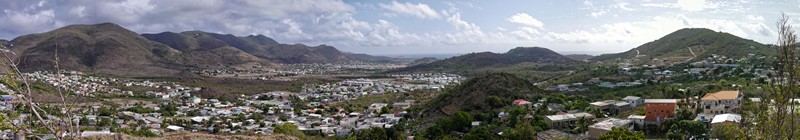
[537,129,589,140]
[557,84,570,92]
[689,68,707,75]
[612,101,631,115]
[166,125,184,131]
[498,112,509,119]
[710,113,741,127]
[513,99,532,107]
[368,103,388,113]
[627,115,646,127]
[471,121,481,127]
[545,112,595,129]
[588,78,601,84]
[644,99,677,124]
[590,100,615,111]
[1,95,17,103]
[85,115,98,126]
[547,103,566,112]
[622,96,643,108]
[588,118,634,139]
[599,82,615,88]
[591,100,630,115]
[191,116,211,123]
[81,130,114,137]
[701,90,742,114]
[392,102,412,110]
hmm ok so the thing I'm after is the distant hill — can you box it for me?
[7,23,184,77]
[590,28,775,62]
[141,32,272,69]
[425,73,544,115]
[565,54,594,61]
[3,22,399,77]
[391,47,576,73]
[145,31,393,64]
[409,57,438,65]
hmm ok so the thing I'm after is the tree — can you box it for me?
[505,121,536,140]
[450,111,474,132]
[485,96,506,108]
[357,127,388,140]
[743,13,800,139]
[673,108,694,121]
[380,105,391,114]
[599,128,645,140]
[710,123,745,140]
[666,120,708,140]
[463,126,497,140]
[274,123,306,139]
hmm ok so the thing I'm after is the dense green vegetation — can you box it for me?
[274,123,307,139]
[599,128,645,140]
[422,73,545,116]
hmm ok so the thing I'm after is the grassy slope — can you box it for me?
[591,28,774,63]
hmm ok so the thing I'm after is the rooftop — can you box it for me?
[622,96,641,101]
[589,118,633,131]
[627,115,646,120]
[645,99,677,104]
[546,112,595,121]
[537,129,588,140]
[702,90,740,100]
[711,113,741,124]
[590,100,616,106]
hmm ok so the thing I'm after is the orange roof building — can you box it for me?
[701,90,742,114]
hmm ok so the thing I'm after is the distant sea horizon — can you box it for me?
[378,50,614,59]
[380,53,464,59]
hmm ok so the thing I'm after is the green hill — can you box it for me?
[391,47,577,74]
[591,28,775,62]
[425,73,545,115]
[8,23,183,77]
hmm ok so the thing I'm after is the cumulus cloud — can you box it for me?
[379,1,440,19]
[445,12,487,43]
[507,13,544,29]
[677,0,707,11]
[644,0,719,12]
[591,10,607,18]
[543,13,772,52]
[0,0,784,54]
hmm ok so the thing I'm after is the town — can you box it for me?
[0,70,463,139]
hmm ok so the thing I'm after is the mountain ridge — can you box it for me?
[3,22,398,77]
[390,46,577,73]
[590,28,775,62]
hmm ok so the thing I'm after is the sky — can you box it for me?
[0,0,798,55]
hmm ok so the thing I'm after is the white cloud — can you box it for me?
[615,2,635,11]
[0,9,56,36]
[507,13,544,29]
[641,3,674,8]
[643,0,719,12]
[543,14,771,52]
[379,1,440,19]
[591,10,607,18]
[676,0,717,11]
[445,13,486,43]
